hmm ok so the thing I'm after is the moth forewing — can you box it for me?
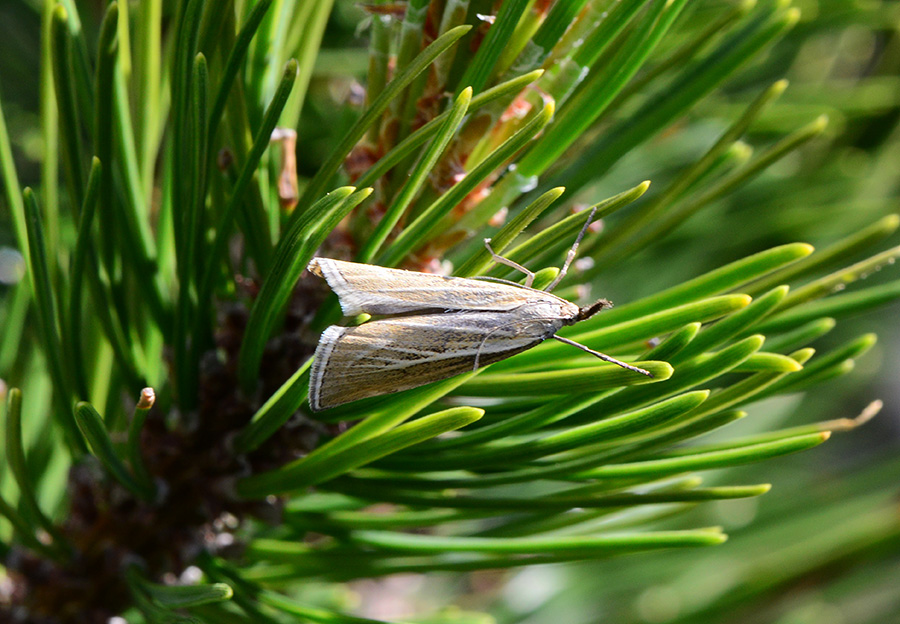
[308,310,565,411]
[308,257,555,316]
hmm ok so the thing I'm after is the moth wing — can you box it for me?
[309,312,556,411]
[309,257,543,316]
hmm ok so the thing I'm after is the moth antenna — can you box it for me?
[545,206,598,293]
[552,334,653,377]
[470,275,539,289]
[484,238,536,288]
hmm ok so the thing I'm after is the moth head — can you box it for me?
[575,298,612,322]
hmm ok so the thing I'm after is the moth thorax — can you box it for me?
[528,299,579,320]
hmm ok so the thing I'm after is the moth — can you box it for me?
[308,211,651,411]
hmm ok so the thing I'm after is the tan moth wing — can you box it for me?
[309,311,564,411]
[309,257,568,316]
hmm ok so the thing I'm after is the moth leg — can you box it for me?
[552,334,653,377]
[545,206,598,292]
[473,323,503,371]
[473,318,547,371]
[473,338,485,371]
[484,238,536,288]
